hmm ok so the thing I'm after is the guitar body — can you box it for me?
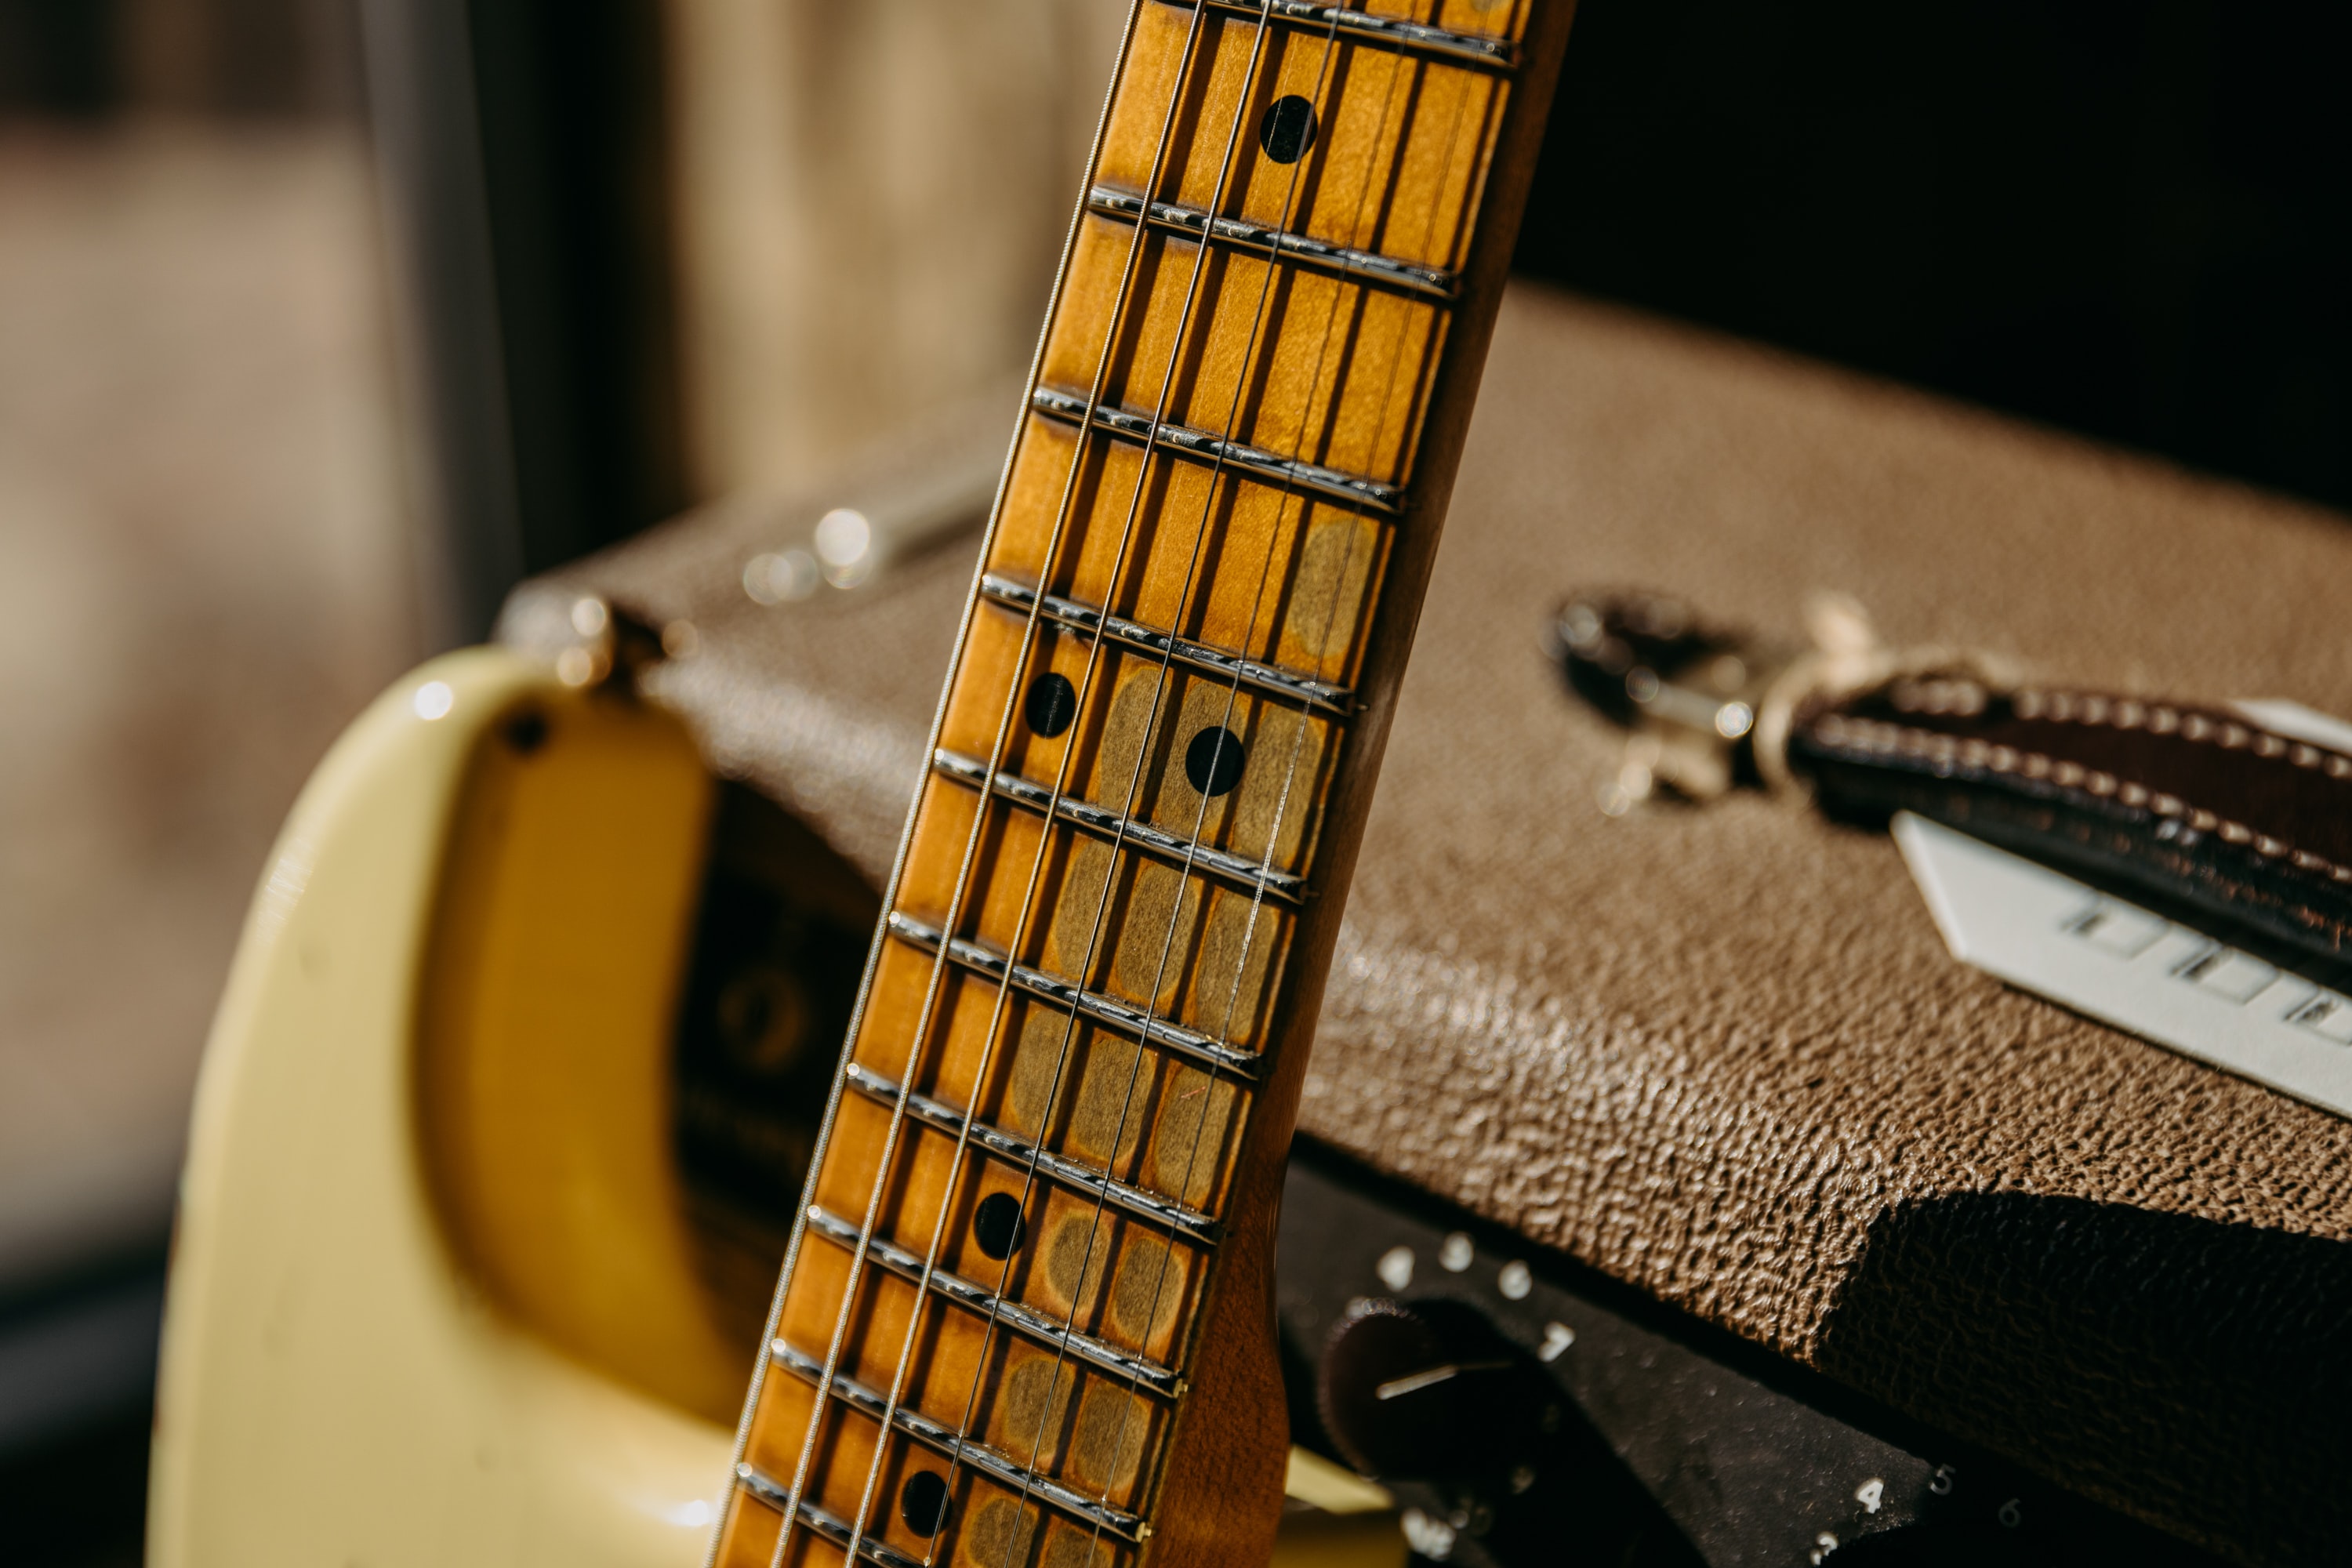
[147,650,736,1567]
[148,646,1400,1567]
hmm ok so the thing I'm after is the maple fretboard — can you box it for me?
[710,4,1574,1566]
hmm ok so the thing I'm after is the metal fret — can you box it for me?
[802,1205,1183,1397]
[732,1465,928,1568]
[1174,0,1516,68]
[769,1341,1149,1544]
[886,911,1261,1083]
[713,0,1575,1559]
[979,573,1354,717]
[1087,185,1457,301]
[933,748,1308,907]
[1030,386,1406,518]
[844,1061,1224,1247]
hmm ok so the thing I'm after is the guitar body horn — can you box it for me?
[148,648,735,1568]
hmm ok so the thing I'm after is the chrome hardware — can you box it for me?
[1548,590,2014,810]
[1548,591,1787,808]
[492,586,640,690]
[725,390,1004,606]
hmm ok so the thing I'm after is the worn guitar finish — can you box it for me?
[710,5,1575,1566]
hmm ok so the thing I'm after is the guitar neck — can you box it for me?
[713,4,1575,1566]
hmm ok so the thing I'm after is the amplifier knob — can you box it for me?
[1316,1299,1554,1483]
[1316,1298,1701,1566]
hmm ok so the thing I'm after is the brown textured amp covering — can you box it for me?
[521,287,2352,1563]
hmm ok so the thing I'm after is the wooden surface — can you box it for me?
[712,3,1574,1566]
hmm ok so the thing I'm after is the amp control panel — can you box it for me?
[1273,1147,2222,1568]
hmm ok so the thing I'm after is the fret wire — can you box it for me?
[978,573,1355,717]
[1029,385,1408,517]
[1162,0,1489,1283]
[884,911,1261,1083]
[848,10,1294,1566]
[1080,9,1468,1549]
[931,747,1308,906]
[752,5,1225,1566]
[732,1465,930,1568]
[1016,12,1373,1556]
[722,0,1544,1557]
[1182,3,1493,1083]
[768,1341,1150,1543]
[1085,184,1457,301]
[800,1206,1182,1396]
[1175,0,1519,68]
[841,1061,1225,1245]
[1361,5,1496,494]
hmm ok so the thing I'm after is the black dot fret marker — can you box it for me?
[1185,726,1246,797]
[900,1470,951,1537]
[1025,672,1078,738]
[974,1192,1027,1260]
[1259,95,1318,165]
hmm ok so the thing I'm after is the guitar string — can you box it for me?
[798,8,1224,1563]
[782,4,1504,1563]
[748,5,1215,1563]
[720,2,1511,1560]
[963,11,1360,1565]
[1173,22,1505,1098]
[1063,17,1494,1567]
[1142,0,1500,1383]
[965,0,1501,1550]
[1184,4,1507,1069]
[844,7,1273,1558]
[813,9,1288,1567]
[952,7,1499,1561]
[884,9,1301,1560]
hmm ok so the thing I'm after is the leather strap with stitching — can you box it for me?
[1550,590,2352,989]
[1791,678,2352,988]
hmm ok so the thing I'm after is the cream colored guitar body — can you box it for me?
[149,649,744,1566]
[147,650,1392,1568]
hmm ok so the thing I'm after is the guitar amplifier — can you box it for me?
[504,288,2351,1567]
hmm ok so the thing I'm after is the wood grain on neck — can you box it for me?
[710,5,1576,1566]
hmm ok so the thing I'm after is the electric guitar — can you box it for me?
[147,4,1577,1564]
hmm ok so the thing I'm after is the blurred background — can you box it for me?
[0,1,2342,1561]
